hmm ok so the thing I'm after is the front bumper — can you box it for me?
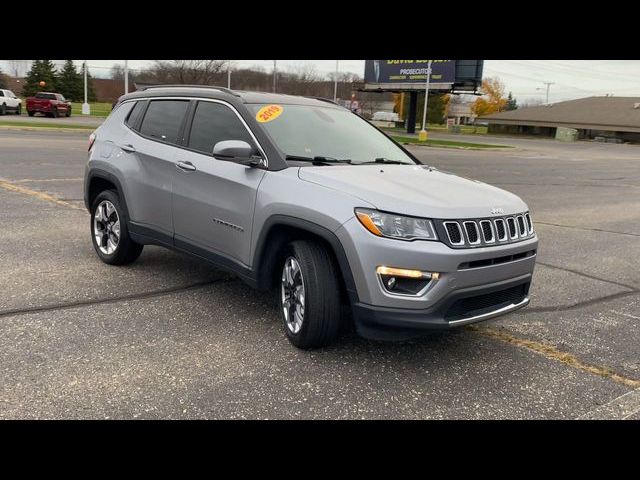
[352,274,531,340]
[335,216,538,339]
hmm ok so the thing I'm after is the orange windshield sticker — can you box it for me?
[256,104,283,123]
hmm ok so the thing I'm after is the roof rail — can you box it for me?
[305,96,341,106]
[137,84,241,97]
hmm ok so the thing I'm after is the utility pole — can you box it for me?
[273,60,277,93]
[537,82,555,104]
[82,61,90,115]
[418,60,433,141]
[227,60,232,89]
[334,60,339,102]
[124,60,129,94]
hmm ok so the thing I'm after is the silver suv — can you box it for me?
[84,85,538,348]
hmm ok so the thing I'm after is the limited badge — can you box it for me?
[256,104,283,123]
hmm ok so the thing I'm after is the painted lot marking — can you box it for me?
[577,388,640,420]
[470,325,640,389]
[0,178,85,211]
[14,177,83,183]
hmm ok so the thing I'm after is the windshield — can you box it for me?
[249,104,417,165]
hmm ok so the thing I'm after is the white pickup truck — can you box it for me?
[0,89,22,115]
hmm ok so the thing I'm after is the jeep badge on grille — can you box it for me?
[491,207,505,215]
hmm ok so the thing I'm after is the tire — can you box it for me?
[279,240,342,349]
[52,107,59,118]
[27,110,35,117]
[0,104,5,115]
[16,104,21,115]
[90,189,143,265]
[66,107,71,117]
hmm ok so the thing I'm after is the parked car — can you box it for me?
[85,86,538,349]
[26,92,71,118]
[371,111,400,122]
[0,89,22,115]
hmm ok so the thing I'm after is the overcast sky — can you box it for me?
[2,60,639,104]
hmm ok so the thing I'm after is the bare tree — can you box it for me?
[6,60,31,77]
[111,64,125,80]
[136,60,227,85]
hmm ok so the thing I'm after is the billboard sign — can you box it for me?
[364,60,455,86]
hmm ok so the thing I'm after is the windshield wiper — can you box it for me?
[359,158,409,165]
[286,155,352,165]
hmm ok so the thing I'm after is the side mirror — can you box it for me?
[213,140,265,167]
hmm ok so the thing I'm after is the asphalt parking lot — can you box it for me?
[1,128,639,419]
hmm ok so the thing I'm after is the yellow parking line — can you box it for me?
[469,325,640,389]
[14,177,83,183]
[0,178,85,211]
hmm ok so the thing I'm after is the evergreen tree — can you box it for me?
[506,92,518,111]
[23,60,58,97]
[0,67,7,89]
[402,92,450,126]
[56,60,83,101]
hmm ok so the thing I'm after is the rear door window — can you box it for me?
[139,100,190,144]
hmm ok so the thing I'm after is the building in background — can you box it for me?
[480,96,640,143]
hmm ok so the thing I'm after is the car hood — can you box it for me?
[298,164,528,219]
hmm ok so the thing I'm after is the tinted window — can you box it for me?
[139,100,189,144]
[126,101,146,129]
[0,91,4,97]
[188,101,254,155]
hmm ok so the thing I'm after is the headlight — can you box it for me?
[355,208,438,241]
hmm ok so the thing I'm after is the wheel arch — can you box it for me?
[85,170,131,223]
[252,215,359,305]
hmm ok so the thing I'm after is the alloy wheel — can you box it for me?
[281,256,305,334]
[93,200,121,255]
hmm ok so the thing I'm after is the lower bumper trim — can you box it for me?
[351,275,532,340]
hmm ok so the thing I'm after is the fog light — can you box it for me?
[377,266,439,295]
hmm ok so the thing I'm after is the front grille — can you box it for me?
[525,213,533,233]
[464,221,480,244]
[507,217,517,238]
[517,215,526,236]
[480,220,494,242]
[458,249,536,270]
[444,284,528,321]
[435,212,534,248]
[494,219,507,241]
[444,222,463,245]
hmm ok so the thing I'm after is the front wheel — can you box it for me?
[279,240,342,349]
[27,110,35,117]
[51,107,59,118]
[16,104,21,115]
[90,190,143,265]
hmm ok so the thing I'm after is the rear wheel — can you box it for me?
[90,190,143,265]
[279,240,342,349]
[27,110,35,117]
[0,104,6,115]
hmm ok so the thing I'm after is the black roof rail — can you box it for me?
[137,84,241,97]
[305,96,341,106]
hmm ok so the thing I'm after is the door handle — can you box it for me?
[120,143,136,153]
[176,160,196,172]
